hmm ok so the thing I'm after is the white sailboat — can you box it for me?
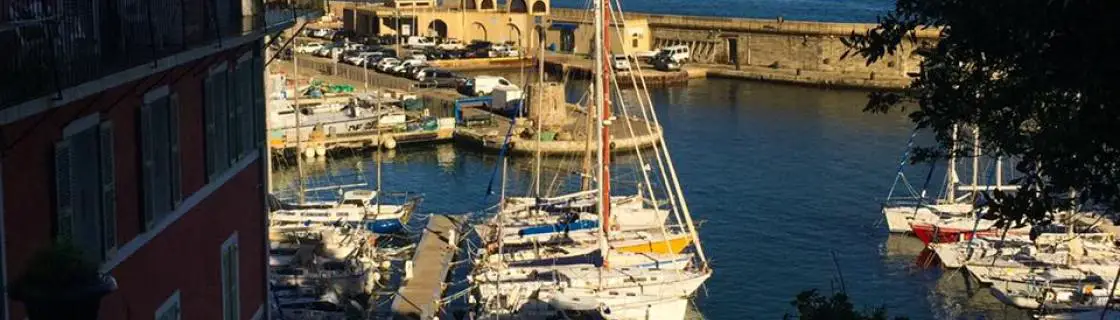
[529,0,711,318]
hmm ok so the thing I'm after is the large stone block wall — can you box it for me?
[553,8,936,79]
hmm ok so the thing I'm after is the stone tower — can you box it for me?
[526,82,568,128]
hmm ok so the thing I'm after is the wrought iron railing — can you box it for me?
[0,0,287,110]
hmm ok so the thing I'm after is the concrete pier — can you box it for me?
[391,215,463,319]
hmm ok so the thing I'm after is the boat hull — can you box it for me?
[615,234,692,255]
[365,217,406,234]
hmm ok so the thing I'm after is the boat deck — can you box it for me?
[391,214,462,319]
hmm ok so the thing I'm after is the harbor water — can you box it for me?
[273,78,1031,319]
[552,0,894,22]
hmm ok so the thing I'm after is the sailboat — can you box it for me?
[269,81,420,234]
[474,0,713,318]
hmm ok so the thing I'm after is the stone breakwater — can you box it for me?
[550,7,940,90]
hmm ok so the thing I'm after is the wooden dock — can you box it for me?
[391,215,462,320]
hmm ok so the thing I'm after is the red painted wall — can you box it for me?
[2,41,266,319]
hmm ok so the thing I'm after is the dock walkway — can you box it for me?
[391,215,462,320]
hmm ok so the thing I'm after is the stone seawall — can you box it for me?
[552,8,939,89]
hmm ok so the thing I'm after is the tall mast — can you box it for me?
[946,124,958,203]
[971,126,980,200]
[294,55,306,204]
[593,0,611,269]
[376,97,383,213]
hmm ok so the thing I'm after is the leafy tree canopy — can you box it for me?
[783,290,908,320]
[845,0,1120,227]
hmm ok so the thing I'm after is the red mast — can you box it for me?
[599,0,613,268]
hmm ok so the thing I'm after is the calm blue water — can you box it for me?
[550,0,894,23]
[274,79,1034,319]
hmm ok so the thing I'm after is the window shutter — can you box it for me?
[230,243,240,319]
[205,78,217,181]
[227,69,239,164]
[99,122,117,254]
[54,141,74,241]
[141,104,155,230]
[170,94,182,206]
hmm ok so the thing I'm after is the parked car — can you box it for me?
[613,54,632,71]
[405,36,436,49]
[311,28,330,38]
[418,69,463,88]
[441,50,465,60]
[655,45,691,63]
[437,38,466,51]
[490,44,519,57]
[391,59,427,75]
[409,67,432,80]
[376,58,401,72]
[344,52,378,66]
[294,42,325,54]
[332,30,355,42]
[463,75,518,96]
[652,56,681,71]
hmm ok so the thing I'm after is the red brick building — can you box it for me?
[0,0,302,319]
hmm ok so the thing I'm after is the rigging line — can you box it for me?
[909,161,939,219]
[886,126,921,200]
[481,108,520,207]
[608,0,683,227]
[607,46,674,256]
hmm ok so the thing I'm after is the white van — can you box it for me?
[467,76,518,96]
[657,45,691,63]
[405,36,436,48]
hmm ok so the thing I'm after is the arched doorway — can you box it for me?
[427,19,448,38]
[464,0,477,10]
[480,0,495,10]
[510,0,528,13]
[506,24,522,47]
[532,0,547,13]
[470,22,488,41]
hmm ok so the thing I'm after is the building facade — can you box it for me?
[0,0,297,319]
[329,0,653,56]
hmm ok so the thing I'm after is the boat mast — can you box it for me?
[376,97,383,213]
[971,126,980,200]
[946,124,958,203]
[593,0,611,269]
[996,156,1003,188]
[294,55,306,204]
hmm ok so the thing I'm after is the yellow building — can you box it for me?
[331,0,652,55]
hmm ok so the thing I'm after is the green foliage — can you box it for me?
[9,242,102,300]
[844,0,1120,226]
[783,290,908,320]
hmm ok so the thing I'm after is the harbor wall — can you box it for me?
[551,8,939,80]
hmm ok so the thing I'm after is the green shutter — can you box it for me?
[141,104,155,230]
[170,94,182,206]
[99,122,116,254]
[54,141,74,242]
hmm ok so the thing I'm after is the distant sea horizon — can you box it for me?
[548,0,894,23]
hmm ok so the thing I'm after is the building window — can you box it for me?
[55,116,117,262]
[221,233,240,320]
[205,63,231,181]
[141,87,182,230]
[155,290,182,320]
[233,55,255,161]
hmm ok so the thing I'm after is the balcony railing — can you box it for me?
[0,0,323,110]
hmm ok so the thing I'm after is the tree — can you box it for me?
[844,0,1120,227]
[783,290,907,320]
